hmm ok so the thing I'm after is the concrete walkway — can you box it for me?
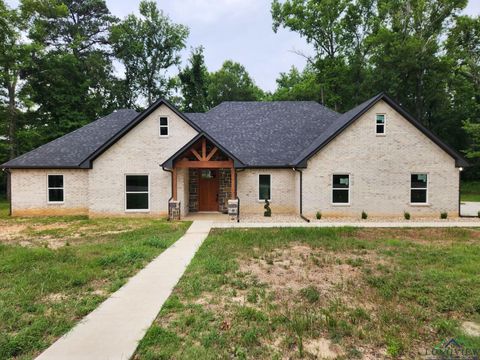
[36,221,212,360]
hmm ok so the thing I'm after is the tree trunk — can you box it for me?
[7,79,17,160]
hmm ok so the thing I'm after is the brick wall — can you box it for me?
[302,100,460,218]
[10,169,89,216]
[218,169,231,213]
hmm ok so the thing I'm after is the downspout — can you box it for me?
[458,167,463,217]
[161,165,174,221]
[235,168,245,223]
[3,169,11,216]
[293,168,310,222]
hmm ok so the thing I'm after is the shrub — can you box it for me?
[316,211,322,219]
[477,210,480,218]
[404,211,410,220]
[440,211,448,219]
[264,199,271,217]
[361,211,368,220]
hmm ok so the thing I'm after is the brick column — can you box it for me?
[168,200,181,220]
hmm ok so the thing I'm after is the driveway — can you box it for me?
[461,202,480,217]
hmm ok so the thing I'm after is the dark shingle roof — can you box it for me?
[2,93,467,169]
[186,101,339,166]
[2,109,138,168]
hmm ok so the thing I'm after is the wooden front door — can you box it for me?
[198,169,219,211]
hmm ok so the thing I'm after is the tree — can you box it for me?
[271,0,379,111]
[0,1,31,159]
[271,66,322,101]
[178,46,209,112]
[207,60,264,107]
[21,0,119,140]
[110,0,189,107]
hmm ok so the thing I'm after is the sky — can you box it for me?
[6,0,480,92]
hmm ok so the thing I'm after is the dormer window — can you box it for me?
[159,117,169,137]
[376,114,385,135]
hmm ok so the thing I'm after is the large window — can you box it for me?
[48,175,64,203]
[411,173,428,204]
[126,175,149,211]
[376,114,385,134]
[332,174,350,204]
[159,117,169,137]
[259,174,271,201]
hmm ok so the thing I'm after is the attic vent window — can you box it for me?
[159,117,169,137]
[376,114,385,135]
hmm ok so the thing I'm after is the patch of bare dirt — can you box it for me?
[462,321,480,337]
[44,292,68,303]
[304,338,343,359]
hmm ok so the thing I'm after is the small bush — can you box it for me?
[361,211,368,220]
[477,210,480,218]
[440,211,448,219]
[404,211,410,220]
[316,211,322,220]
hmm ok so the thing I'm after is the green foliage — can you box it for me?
[300,285,320,303]
[404,211,411,220]
[207,60,264,107]
[263,199,271,217]
[361,211,368,220]
[316,211,322,219]
[110,0,188,107]
[178,46,209,112]
[440,211,448,219]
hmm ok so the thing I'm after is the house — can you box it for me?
[1,93,468,220]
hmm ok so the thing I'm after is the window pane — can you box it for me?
[259,175,270,200]
[126,175,148,192]
[376,114,385,124]
[333,174,349,188]
[160,126,168,136]
[160,117,168,126]
[49,189,64,202]
[48,175,63,188]
[411,174,427,188]
[126,193,149,210]
[411,189,427,203]
[376,124,385,134]
[333,189,349,203]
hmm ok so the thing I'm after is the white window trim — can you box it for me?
[125,174,150,212]
[375,113,386,136]
[159,116,169,138]
[332,173,351,206]
[258,174,271,202]
[410,172,429,206]
[47,174,65,204]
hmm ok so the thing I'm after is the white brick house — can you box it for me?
[1,93,468,219]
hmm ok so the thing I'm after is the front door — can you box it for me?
[198,169,219,211]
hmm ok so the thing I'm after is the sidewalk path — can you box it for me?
[36,221,212,360]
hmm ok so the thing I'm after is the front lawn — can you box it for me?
[0,212,190,360]
[135,227,480,359]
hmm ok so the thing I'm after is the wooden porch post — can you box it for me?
[230,167,236,199]
[172,168,178,201]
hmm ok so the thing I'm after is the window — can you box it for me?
[48,175,64,203]
[332,174,350,204]
[159,117,169,137]
[411,173,428,204]
[259,174,271,201]
[125,175,149,211]
[376,114,385,134]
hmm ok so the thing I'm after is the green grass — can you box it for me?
[0,212,190,360]
[135,227,480,359]
[461,180,480,202]
[0,197,9,218]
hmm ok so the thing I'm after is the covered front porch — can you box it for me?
[163,134,241,220]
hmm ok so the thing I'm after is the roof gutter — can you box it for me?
[161,165,175,221]
[293,168,310,222]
